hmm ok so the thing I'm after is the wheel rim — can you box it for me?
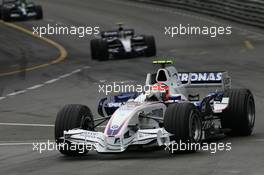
[81,116,94,130]
[247,96,255,128]
[189,111,202,142]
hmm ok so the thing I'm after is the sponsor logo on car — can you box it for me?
[110,125,119,130]
[178,72,222,83]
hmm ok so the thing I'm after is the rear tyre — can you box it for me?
[221,89,255,136]
[91,39,109,61]
[55,104,95,156]
[0,6,2,19]
[97,39,109,61]
[144,35,156,57]
[2,9,11,21]
[35,5,43,20]
[90,39,99,60]
[164,103,202,153]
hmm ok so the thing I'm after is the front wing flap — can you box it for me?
[62,128,171,153]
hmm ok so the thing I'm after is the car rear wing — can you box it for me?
[101,29,135,38]
[178,72,231,89]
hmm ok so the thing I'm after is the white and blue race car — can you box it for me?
[90,24,156,61]
[0,0,43,21]
[55,61,255,156]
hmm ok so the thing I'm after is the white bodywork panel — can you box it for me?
[63,128,171,153]
[120,37,132,52]
[63,98,170,153]
[19,4,27,15]
[213,97,229,113]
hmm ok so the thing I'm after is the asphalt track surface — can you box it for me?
[0,0,264,174]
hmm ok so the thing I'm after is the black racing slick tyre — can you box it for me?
[98,39,109,61]
[35,5,43,20]
[221,89,255,136]
[55,104,95,156]
[164,103,202,152]
[144,35,156,57]
[2,9,10,21]
[0,6,2,19]
[91,39,109,61]
[90,39,99,60]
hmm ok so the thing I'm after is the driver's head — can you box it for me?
[118,26,123,31]
[118,23,124,31]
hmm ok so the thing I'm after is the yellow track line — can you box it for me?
[244,40,254,50]
[0,20,67,77]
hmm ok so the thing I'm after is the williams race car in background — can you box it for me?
[90,24,156,61]
[0,0,43,21]
[55,61,255,156]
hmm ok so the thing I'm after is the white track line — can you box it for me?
[0,122,106,128]
[0,66,91,101]
[0,97,6,100]
[27,84,44,90]
[6,90,27,96]
[0,123,54,127]
[0,141,57,146]
[255,139,264,142]
[0,143,33,146]
[44,78,60,84]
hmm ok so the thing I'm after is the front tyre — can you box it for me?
[0,5,2,19]
[90,39,109,61]
[90,39,99,60]
[55,104,94,156]
[2,9,11,21]
[221,89,255,136]
[35,5,43,20]
[164,103,202,153]
[144,35,156,57]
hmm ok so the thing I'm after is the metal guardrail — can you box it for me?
[133,0,264,28]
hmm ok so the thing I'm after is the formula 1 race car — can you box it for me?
[0,0,43,21]
[90,24,156,61]
[55,61,255,156]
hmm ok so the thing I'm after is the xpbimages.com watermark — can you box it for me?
[31,140,232,154]
[32,140,95,154]
[32,24,100,37]
[164,141,232,154]
[164,24,232,38]
[98,82,169,95]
